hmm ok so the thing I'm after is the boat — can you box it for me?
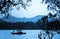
[11,30,26,35]
[57,30,60,34]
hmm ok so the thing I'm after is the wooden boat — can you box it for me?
[11,30,26,35]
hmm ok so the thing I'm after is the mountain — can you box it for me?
[1,15,43,23]
[0,19,5,22]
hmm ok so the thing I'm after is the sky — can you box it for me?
[10,0,49,18]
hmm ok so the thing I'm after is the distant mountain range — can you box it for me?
[0,19,5,22]
[0,15,43,23]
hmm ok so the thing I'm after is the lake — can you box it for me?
[0,30,60,39]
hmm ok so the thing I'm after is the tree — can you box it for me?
[42,0,60,9]
[41,16,48,25]
[36,16,48,29]
[0,0,31,18]
[48,12,57,21]
[42,0,60,18]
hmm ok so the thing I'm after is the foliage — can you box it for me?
[42,0,60,19]
[0,0,31,17]
[42,0,60,10]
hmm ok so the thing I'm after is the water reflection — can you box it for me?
[38,30,57,39]
[0,30,60,39]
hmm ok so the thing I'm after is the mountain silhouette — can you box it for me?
[1,15,43,23]
[0,19,5,22]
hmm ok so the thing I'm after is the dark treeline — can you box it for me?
[0,16,60,30]
[0,21,36,29]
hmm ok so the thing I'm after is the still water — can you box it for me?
[0,30,60,39]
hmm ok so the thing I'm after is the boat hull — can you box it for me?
[11,32,26,35]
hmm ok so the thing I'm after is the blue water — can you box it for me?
[0,30,60,39]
